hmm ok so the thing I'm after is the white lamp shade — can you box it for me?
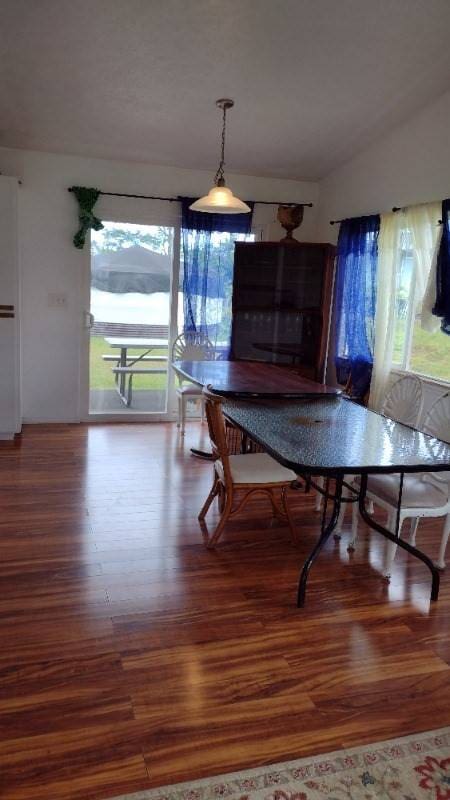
[189,185,251,214]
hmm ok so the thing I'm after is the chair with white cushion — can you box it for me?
[328,375,424,537]
[350,391,450,577]
[318,375,424,528]
[172,331,215,434]
[198,388,299,548]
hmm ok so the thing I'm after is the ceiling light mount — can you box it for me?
[216,99,234,110]
[214,99,234,187]
[190,98,250,214]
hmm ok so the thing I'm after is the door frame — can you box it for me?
[79,201,182,422]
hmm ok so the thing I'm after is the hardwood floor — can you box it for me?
[0,421,449,800]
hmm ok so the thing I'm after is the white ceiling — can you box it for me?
[2,0,450,181]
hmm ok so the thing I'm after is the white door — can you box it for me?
[0,177,20,438]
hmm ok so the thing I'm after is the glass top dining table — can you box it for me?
[220,394,450,607]
[221,395,450,476]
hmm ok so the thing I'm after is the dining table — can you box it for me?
[219,394,450,607]
[171,359,341,398]
[171,359,341,458]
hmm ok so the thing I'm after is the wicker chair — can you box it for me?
[198,388,299,548]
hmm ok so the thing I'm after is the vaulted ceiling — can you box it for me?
[2,0,450,180]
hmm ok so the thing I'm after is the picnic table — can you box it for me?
[103,336,169,406]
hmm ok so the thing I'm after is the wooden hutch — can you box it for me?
[230,241,335,382]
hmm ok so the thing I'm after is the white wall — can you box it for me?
[0,147,319,423]
[318,89,450,243]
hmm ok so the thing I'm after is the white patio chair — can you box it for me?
[350,390,450,577]
[172,332,215,434]
[316,375,424,531]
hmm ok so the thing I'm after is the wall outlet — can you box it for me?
[48,292,68,309]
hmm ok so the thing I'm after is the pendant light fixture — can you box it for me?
[190,99,251,214]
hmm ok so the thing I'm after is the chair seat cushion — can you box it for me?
[215,452,296,485]
[177,383,202,396]
[363,474,448,509]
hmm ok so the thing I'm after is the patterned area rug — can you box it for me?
[113,728,450,800]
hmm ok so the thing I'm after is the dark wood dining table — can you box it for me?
[171,359,341,398]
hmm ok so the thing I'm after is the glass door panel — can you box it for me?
[89,221,174,415]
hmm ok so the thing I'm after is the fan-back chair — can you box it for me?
[172,331,215,434]
[316,374,424,516]
[350,390,450,576]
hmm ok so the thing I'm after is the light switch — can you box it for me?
[48,292,68,308]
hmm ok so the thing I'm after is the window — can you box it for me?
[392,228,450,383]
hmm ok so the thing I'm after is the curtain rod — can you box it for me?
[254,200,313,207]
[330,205,444,225]
[0,174,22,185]
[67,187,312,207]
[330,207,397,225]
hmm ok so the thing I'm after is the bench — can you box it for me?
[92,322,169,338]
[101,354,168,363]
[112,366,167,406]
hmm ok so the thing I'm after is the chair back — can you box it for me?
[172,332,215,362]
[422,391,450,493]
[382,375,423,427]
[203,388,233,488]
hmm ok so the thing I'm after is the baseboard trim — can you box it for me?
[21,418,81,425]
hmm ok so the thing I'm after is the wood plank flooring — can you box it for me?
[0,421,449,800]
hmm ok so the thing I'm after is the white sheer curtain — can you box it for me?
[369,212,402,410]
[410,202,441,329]
[421,247,440,332]
[369,202,441,410]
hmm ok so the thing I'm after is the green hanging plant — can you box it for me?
[70,186,104,249]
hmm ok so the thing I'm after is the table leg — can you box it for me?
[119,347,127,397]
[297,474,343,607]
[358,472,440,602]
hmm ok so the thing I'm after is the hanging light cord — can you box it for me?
[68,99,314,208]
[213,104,227,187]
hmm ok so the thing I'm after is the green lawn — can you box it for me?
[89,336,168,391]
[393,320,450,383]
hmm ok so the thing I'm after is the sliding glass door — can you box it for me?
[80,203,261,422]
[86,220,179,418]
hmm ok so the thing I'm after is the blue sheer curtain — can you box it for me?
[432,198,450,335]
[179,197,254,355]
[334,214,380,397]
